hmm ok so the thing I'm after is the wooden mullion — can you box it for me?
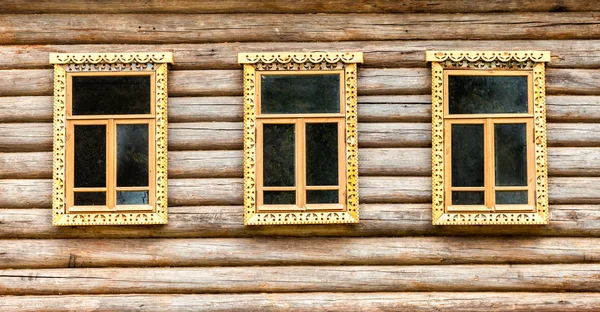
[297,119,305,209]
[337,119,346,208]
[486,118,495,210]
[107,118,115,209]
[527,118,536,206]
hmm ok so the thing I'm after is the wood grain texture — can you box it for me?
[3,40,600,70]
[3,95,600,124]
[1,264,600,294]
[1,237,599,269]
[1,13,599,45]
[0,204,598,239]
[1,69,600,97]
[0,177,598,208]
[2,0,599,13]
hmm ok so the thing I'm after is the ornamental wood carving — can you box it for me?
[50,52,173,226]
[427,51,550,225]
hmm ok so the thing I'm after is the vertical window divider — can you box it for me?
[296,119,305,209]
[486,118,495,210]
[107,118,115,210]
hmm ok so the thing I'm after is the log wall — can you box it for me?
[1,1,600,310]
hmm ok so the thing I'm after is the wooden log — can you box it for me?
[1,237,599,269]
[2,0,599,14]
[2,95,600,124]
[0,204,599,239]
[3,41,600,70]
[0,176,598,208]
[1,13,599,45]
[2,292,600,312]
[1,69,600,97]
[2,122,600,153]
[1,264,599,294]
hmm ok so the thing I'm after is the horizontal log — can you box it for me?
[1,237,599,269]
[0,204,599,238]
[0,176,598,208]
[2,293,600,312]
[2,122,600,153]
[1,13,599,45]
[3,40,600,70]
[2,95,600,124]
[2,68,599,98]
[1,264,600,294]
[2,0,598,14]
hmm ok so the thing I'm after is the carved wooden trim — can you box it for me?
[238,52,363,64]
[49,52,173,64]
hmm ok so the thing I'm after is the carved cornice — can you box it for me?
[49,52,174,64]
[426,51,551,63]
[238,52,363,64]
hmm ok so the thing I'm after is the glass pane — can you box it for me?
[307,190,339,204]
[74,192,106,206]
[72,75,151,115]
[451,124,484,187]
[74,125,106,188]
[496,191,528,205]
[452,192,485,205]
[495,123,528,186]
[263,191,296,205]
[448,75,528,114]
[261,74,340,114]
[263,124,295,187]
[117,124,149,187]
[306,123,338,186]
[117,191,149,205]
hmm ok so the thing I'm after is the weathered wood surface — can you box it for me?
[3,41,600,70]
[0,177,598,208]
[1,264,600,294]
[1,237,599,269]
[3,147,597,179]
[2,68,599,97]
[3,0,599,14]
[3,95,600,123]
[3,293,600,312]
[0,204,598,239]
[2,122,600,152]
[1,13,599,45]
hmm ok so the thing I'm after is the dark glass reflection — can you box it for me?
[72,75,151,115]
[452,192,485,205]
[74,125,106,187]
[117,124,149,187]
[306,190,339,204]
[263,191,296,205]
[495,123,528,186]
[263,124,295,187]
[116,191,149,205]
[306,123,338,186]
[496,191,528,205]
[261,74,340,114]
[448,75,528,114]
[451,124,484,187]
[74,192,106,206]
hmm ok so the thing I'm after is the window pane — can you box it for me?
[496,191,528,205]
[263,124,295,187]
[448,75,528,114]
[72,75,151,115]
[74,125,106,187]
[117,124,149,187]
[306,123,338,186]
[451,124,484,187]
[452,192,485,205]
[307,190,339,204]
[117,191,149,205]
[263,191,296,205]
[261,74,340,114]
[74,192,106,206]
[495,123,528,186]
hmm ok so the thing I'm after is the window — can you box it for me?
[427,51,550,225]
[50,53,173,226]
[239,52,362,225]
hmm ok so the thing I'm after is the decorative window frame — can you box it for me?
[427,51,550,225]
[50,52,173,226]
[239,52,362,225]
